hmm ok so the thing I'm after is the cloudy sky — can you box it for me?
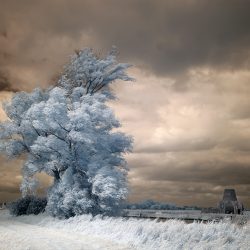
[1,0,250,207]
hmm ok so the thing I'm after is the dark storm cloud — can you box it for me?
[0,70,18,92]
[128,151,250,206]
[129,178,250,207]
[147,160,250,185]
[1,0,250,89]
[0,71,12,91]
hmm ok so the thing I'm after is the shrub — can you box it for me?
[8,196,47,216]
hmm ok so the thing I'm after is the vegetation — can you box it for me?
[8,196,47,216]
[1,48,133,218]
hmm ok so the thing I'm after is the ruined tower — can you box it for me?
[218,189,244,214]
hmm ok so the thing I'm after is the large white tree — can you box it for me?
[0,48,133,218]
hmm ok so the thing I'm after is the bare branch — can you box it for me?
[53,118,70,132]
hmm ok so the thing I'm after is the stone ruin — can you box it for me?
[218,189,244,214]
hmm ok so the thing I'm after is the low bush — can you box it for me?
[8,196,47,216]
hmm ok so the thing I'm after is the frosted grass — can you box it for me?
[6,211,249,250]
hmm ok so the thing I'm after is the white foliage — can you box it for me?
[0,48,133,218]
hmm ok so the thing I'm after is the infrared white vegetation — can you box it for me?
[0,210,249,250]
[0,48,133,218]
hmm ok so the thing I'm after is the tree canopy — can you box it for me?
[0,48,133,218]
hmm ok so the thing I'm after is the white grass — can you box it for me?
[0,210,249,250]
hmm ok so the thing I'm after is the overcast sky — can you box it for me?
[0,0,250,207]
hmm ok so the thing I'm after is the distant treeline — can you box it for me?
[124,200,201,210]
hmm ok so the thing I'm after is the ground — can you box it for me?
[0,210,249,250]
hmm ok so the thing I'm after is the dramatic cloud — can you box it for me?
[0,0,250,207]
[1,0,250,88]
[111,69,250,206]
[0,72,11,91]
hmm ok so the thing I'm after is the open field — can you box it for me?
[0,210,249,250]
